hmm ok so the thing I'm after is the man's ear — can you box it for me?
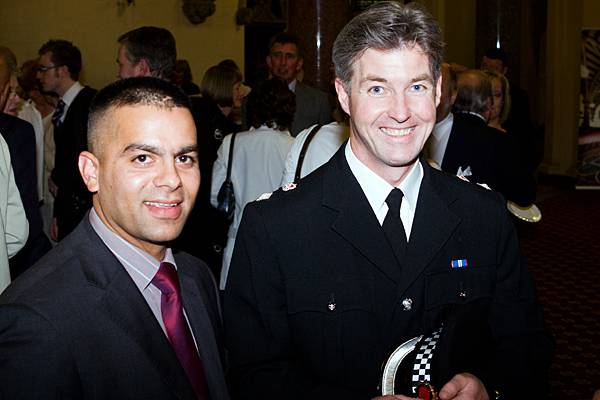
[296,57,304,72]
[335,78,351,115]
[57,65,70,79]
[78,151,100,193]
[265,54,273,70]
[137,58,151,77]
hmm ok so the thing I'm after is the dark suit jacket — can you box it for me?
[290,82,332,137]
[0,113,52,277]
[0,216,229,400]
[441,112,535,206]
[51,86,97,240]
[224,147,552,400]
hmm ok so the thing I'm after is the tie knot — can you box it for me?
[385,188,403,218]
[152,262,180,296]
[52,100,66,126]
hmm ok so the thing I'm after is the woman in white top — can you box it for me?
[211,79,295,289]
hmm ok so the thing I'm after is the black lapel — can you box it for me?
[393,163,461,302]
[76,219,196,400]
[322,147,402,283]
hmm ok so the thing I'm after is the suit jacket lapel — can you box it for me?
[322,147,402,283]
[77,219,197,399]
[394,163,460,300]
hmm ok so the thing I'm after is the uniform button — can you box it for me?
[402,298,413,311]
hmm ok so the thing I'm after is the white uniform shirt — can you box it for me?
[345,140,423,241]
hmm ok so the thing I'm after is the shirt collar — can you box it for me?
[344,140,423,219]
[61,81,83,107]
[457,110,486,123]
[288,79,297,93]
[89,208,176,291]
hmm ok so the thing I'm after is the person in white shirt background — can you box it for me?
[211,78,295,289]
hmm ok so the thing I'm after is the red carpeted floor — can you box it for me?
[517,187,600,399]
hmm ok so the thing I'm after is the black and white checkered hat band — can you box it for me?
[411,327,442,393]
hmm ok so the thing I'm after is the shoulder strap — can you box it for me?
[226,132,237,181]
[294,124,321,183]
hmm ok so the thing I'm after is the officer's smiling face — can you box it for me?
[336,45,441,185]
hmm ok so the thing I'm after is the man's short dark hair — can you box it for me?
[38,40,82,81]
[88,77,190,152]
[118,26,177,80]
[247,79,295,131]
[332,1,443,93]
[453,69,492,115]
[268,32,302,58]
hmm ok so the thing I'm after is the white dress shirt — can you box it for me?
[345,140,423,240]
[56,81,83,125]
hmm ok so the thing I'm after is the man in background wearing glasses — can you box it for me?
[37,40,97,241]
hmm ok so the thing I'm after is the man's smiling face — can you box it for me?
[336,46,441,185]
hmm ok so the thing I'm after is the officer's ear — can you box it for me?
[79,151,100,193]
[335,78,351,116]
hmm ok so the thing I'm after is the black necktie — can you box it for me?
[52,100,65,127]
[383,188,407,264]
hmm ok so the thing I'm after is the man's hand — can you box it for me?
[438,373,488,400]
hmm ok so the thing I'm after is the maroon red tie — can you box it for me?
[152,262,209,399]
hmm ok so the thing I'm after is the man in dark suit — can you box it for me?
[224,3,551,400]
[37,39,97,241]
[0,77,229,399]
[266,32,332,136]
[0,113,52,278]
[441,69,535,206]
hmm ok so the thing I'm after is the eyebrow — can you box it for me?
[361,73,434,85]
[123,143,198,156]
[175,145,198,157]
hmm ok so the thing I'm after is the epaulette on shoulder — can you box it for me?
[456,175,491,190]
[281,182,297,192]
[255,192,273,201]
[255,182,299,203]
